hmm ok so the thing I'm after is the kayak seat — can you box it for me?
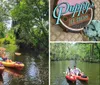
[81,75,87,78]
[78,73,81,76]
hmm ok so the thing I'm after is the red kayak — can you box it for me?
[76,76,89,82]
[0,64,5,74]
[66,75,76,83]
[66,74,89,83]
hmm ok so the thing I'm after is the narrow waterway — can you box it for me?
[51,60,100,85]
[0,49,48,85]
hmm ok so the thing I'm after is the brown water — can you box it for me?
[0,49,48,85]
[50,60,100,85]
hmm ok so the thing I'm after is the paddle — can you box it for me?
[15,52,21,56]
[63,72,67,77]
[63,72,66,74]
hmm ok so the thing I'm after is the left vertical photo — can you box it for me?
[0,0,49,85]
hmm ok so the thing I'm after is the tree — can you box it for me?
[10,0,49,50]
[50,43,100,63]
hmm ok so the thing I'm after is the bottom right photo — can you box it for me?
[50,42,100,85]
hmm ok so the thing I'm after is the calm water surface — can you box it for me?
[50,60,100,85]
[0,49,48,85]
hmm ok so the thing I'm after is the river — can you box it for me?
[50,60,100,85]
[0,49,48,85]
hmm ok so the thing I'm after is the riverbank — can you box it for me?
[50,58,100,63]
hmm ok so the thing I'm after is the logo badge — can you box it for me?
[53,0,94,31]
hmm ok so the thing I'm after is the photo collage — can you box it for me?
[0,0,100,85]
[50,0,100,85]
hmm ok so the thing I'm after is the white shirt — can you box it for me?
[73,68,81,75]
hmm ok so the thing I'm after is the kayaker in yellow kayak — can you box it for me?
[0,49,12,62]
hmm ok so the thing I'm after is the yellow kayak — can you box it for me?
[2,62,15,67]
[1,61,24,70]
[15,52,21,56]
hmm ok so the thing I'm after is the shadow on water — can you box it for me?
[51,75,89,85]
[0,74,3,85]
[1,48,48,85]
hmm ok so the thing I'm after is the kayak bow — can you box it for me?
[66,75,76,83]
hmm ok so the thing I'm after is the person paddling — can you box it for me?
[0,50,12,62]
[66,67,74,76]
[1,52,7,61]
[73,66,81,75]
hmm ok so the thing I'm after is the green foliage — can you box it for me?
[10,0,48,50]
[50,43,100,63]
[0,27,16,45]
[3,31,16,45]
[0,0,48,53]
[0,4,8,22]
[4,44,18,53]
[50,43,68,60]
[0,0,16,45]
[0,38,5,45]
[84,20,100,41]
[0,22,6,38]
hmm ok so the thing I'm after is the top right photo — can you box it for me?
[50,0,100,41]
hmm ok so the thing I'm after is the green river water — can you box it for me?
[0,49,48,85]
[51,60,100,85]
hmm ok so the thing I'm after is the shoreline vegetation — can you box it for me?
[50,43,100,63]
[51,59,100,63]
[0,0,48,55]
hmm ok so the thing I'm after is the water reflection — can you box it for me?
[51,60,99,85]
[4,68,23,78]
[0,50,48,85]
[52,76,89,85]
[0,75,3,85]
[27,62,39,78]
